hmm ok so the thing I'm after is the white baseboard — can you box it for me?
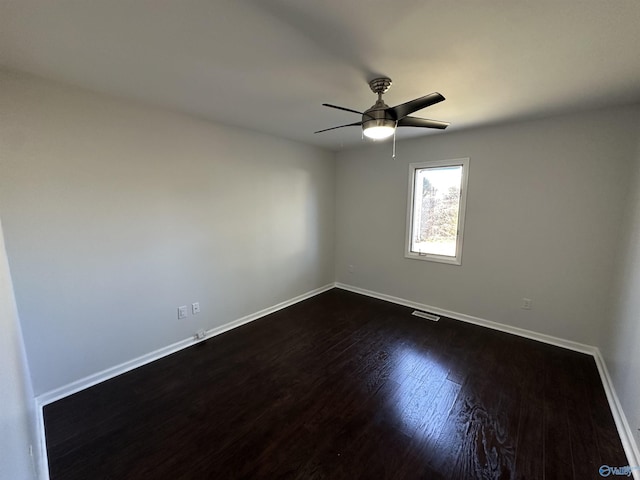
[34,400,48,480]
[592,349,640,479]
[33,283,334,480]
[335,282,640,474]
[32,282,639,479]
[335,282,595,353]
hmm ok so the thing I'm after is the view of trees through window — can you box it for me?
[411,166,462,257]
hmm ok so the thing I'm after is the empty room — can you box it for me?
[1,1,640,479]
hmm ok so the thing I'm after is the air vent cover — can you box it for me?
[412,310,440,322]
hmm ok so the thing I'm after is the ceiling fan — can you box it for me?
[315,77,449,140]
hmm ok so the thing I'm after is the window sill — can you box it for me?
[404,251,462,265]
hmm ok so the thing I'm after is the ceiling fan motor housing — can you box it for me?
[362,99,396,129]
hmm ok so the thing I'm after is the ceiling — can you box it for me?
[1,0,640,151]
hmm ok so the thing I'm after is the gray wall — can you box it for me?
[335,106,640,346]
[0,218,36,479]
[0,72,335,396]
[604,129,640,450]
[2,68,638,463]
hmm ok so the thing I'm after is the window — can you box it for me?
[405,158,469,265]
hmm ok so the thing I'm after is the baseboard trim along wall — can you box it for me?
[33,282,639,479]
[33,283,334,480]
[36,283,333,407]
[335,282,595,354]
[592,349,640,480]
[334,282,640,476]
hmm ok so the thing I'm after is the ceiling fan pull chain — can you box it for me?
[392,121,398,158]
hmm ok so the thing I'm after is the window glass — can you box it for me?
[406,159,469,265]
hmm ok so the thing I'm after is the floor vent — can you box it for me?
[412,310,440,322]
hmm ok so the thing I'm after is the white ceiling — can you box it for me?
[2,0,640,150]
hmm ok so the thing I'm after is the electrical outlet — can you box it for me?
[192,302,200,314]
[521,298,533,310]
[195,329,205,340]
[348,264,355,273]
[178,305,188,319]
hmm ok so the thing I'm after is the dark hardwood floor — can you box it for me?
[44,289,628,479]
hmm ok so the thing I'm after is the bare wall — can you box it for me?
[335,106,639,345]
[603,120,640,451]
[0,218,36,479]
[0,72,335,396]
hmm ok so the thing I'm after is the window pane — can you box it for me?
[411,165,462,257]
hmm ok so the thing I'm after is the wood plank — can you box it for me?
[543,348,575,480]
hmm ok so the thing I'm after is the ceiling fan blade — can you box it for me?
[389,92,445,120]
[314,121,362,134]
[322,103,364,115]
[397,116,450,130]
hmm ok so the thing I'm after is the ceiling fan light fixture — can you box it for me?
[363,125,395,140]
[362,119,395,140]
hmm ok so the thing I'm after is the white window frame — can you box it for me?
[404,158,470,265]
